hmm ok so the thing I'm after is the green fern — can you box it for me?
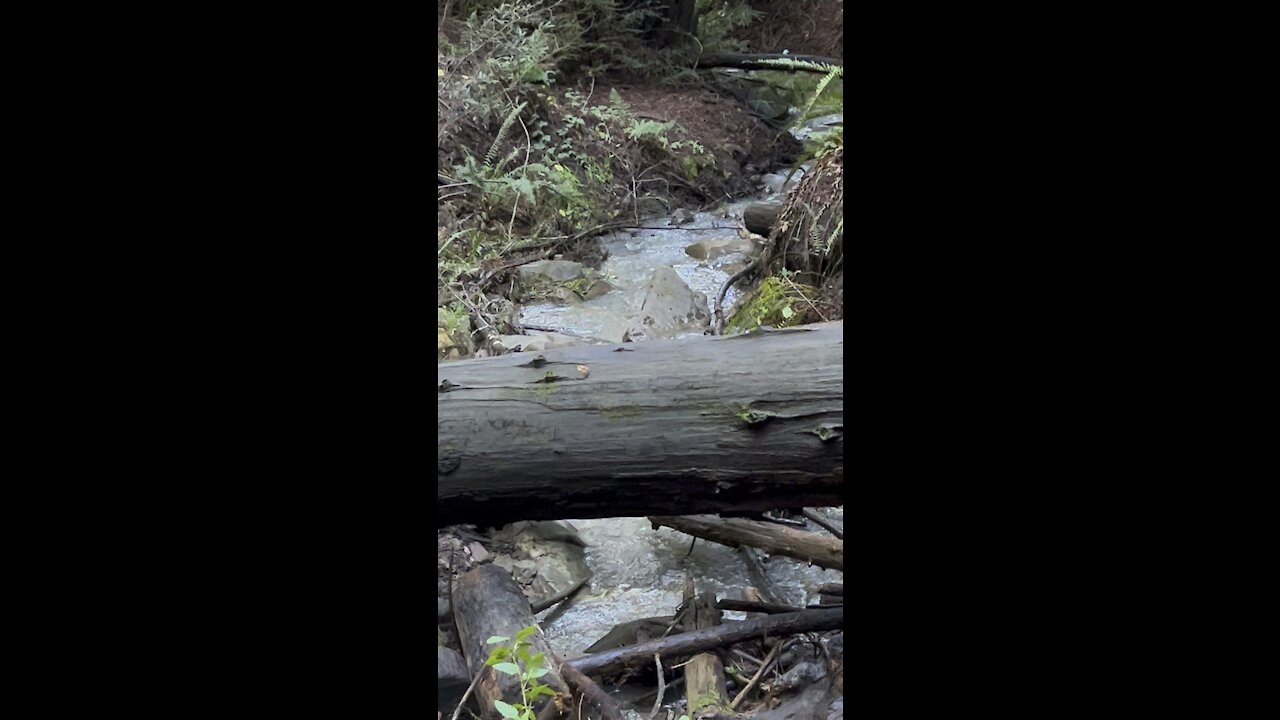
[486,101,528,168]
[795,68,840,131]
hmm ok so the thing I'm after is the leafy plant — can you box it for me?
[485,626,557,720]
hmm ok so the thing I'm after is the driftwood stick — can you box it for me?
[801,508,844,539]
[652,515,844,571]
[556,657,622,720]
[649,654,666,720]
[568,607,842,678]
[730,639,783,710]
[817,583,843,596]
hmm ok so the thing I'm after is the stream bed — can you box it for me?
[538,511,843,660]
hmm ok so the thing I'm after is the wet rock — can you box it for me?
[516,520,587,548]
[668,208,696,226]
[467,542,491,563]
[627,266,710,341]
[583,279,613,300]
[519,259,586,282]
[685,235,754,261]
[437,646,471,713]
[760,172,802,195]
[594,313,634,344]
[506,521,591,608]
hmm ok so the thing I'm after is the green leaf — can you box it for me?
[486,636,510,645]
[494,700,519,719]
[530,685,558,699]
[527,668,550,679]
[781,306,795,319]
[493,662,521,676]
[515,625,538,643]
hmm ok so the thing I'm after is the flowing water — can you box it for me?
[538,511,843,659]
[518,197,764,340]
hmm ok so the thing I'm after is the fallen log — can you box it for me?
[438,322,844,527]
[743,201,783,236]
[650,515,843,571]
[570,606,843,678]
[698,52,844,73]
[452,566,567,717]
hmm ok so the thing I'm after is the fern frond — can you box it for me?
[486,101,527,168]
[755,58,843,76]
[796,68,840,127]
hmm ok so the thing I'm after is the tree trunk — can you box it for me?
[650,514,844,571]
[743,201,783,236]
[438,322,844,528]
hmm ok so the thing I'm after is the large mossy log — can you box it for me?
[438,322,844,528]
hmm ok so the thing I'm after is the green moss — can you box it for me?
[725,276,817,333]
[600,406,642,420]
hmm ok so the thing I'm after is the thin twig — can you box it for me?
[714,257,758,335]
[450,665,487,720]
[729,641,782,710]
[648,654,665,720]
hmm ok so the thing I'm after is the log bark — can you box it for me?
[698,52,843,73]
[452,565,567,717]
[438,322,844,528]
[743,201,783,236]
[650,515,843,571]
[569,607,843,678]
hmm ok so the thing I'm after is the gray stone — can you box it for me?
[627,266,709,340]
[518,259,587,282]
[685,235,754,261]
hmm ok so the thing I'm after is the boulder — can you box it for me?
[518,259,587,282]
[627,266,709,340]
[685,235,754,261]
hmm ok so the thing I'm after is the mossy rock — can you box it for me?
[725,276,817,333]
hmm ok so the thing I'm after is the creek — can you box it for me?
[519,111,844,664]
